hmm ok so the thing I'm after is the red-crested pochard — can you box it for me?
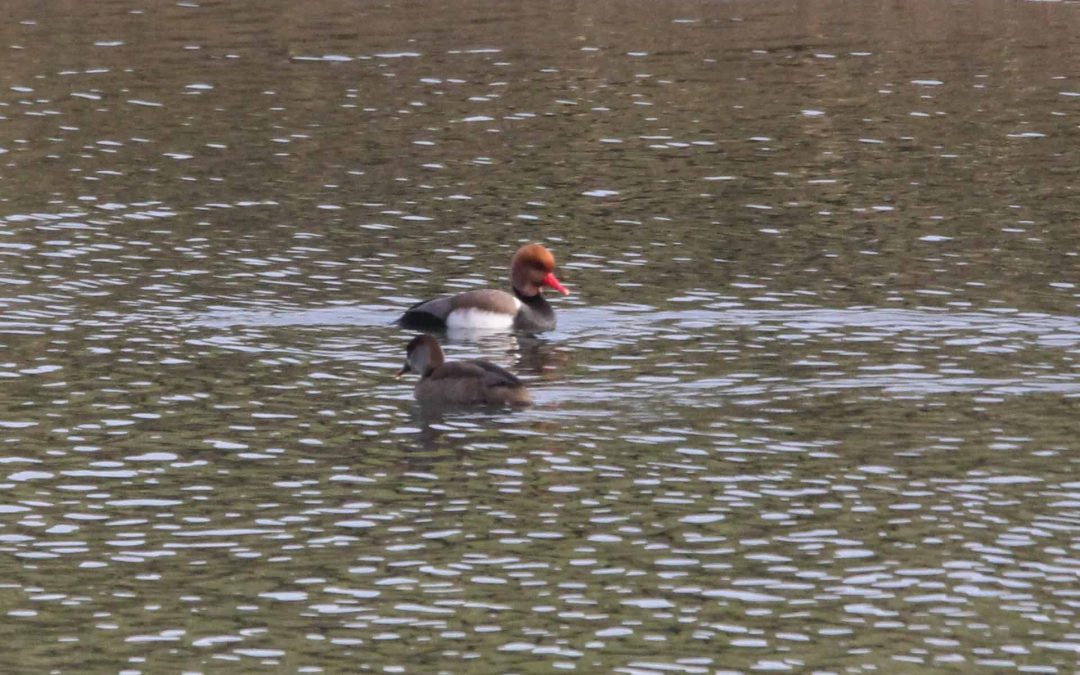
[398,243,570,332]
[396,334,533,408]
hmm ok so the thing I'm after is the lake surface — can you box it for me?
[2,0,1079,672]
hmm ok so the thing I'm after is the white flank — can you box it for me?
[446,307,516,330]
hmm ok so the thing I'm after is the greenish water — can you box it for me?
[1,0,1079,672]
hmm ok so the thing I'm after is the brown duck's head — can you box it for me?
[396,334,444,378]
[510,243,570,298]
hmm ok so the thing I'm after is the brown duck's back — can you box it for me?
[415,360,532,408]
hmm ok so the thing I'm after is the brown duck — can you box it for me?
[396,334,533,408]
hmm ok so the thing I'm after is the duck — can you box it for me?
[396,334,533,408]
[398,243,570,332]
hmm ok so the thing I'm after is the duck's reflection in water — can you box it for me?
[403,393,563,456]
[512,334,570,380]
[402,407,525,456]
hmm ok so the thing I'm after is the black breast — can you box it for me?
[513,292,556,332]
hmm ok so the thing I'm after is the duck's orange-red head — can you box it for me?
[511,243,570,297]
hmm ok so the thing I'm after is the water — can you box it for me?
[2,0,1079,672]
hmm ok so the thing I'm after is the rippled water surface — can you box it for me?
[2,0,1080,672]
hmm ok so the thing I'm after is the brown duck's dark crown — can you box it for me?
[406,334,436,355]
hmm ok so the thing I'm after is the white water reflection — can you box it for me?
[177,304,1080,405]
[190,304,1080,343]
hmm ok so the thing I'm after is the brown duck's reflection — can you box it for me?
[403,393,565,456]
[403,408,524,456]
